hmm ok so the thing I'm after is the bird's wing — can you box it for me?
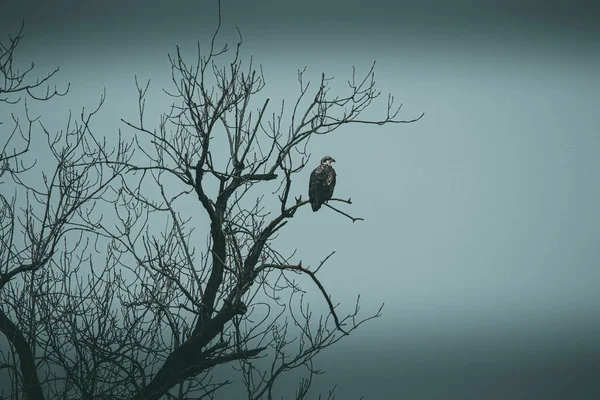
[326,167,336,198]
[309,166,321,197]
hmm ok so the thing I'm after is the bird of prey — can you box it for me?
[309,156,336,212]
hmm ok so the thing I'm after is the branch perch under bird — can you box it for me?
[324,200,364,222]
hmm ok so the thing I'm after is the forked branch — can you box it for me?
[324,201,364,222]
[255,261,349,335]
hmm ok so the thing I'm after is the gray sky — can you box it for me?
[1,0,599,398]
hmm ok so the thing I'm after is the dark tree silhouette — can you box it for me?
[0,8,423,400]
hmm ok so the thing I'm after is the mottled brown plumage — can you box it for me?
[309,156,336,212]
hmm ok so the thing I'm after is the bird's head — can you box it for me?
[320,156,335,166]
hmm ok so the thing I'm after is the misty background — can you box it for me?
[1,0,599,398]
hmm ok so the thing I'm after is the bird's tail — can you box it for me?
[310,199,321,212]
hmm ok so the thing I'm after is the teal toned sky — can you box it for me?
[1,1,599,398]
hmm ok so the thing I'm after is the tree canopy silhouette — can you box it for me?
[0,7,423,400]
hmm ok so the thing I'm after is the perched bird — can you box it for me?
[309,156,336,212]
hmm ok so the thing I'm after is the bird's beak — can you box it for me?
[332,159,336,162]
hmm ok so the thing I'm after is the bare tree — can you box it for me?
[0,8,423,400]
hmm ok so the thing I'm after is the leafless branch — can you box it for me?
[255,262,349,335]
[324,202,364,222]
[0,21,69,104]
